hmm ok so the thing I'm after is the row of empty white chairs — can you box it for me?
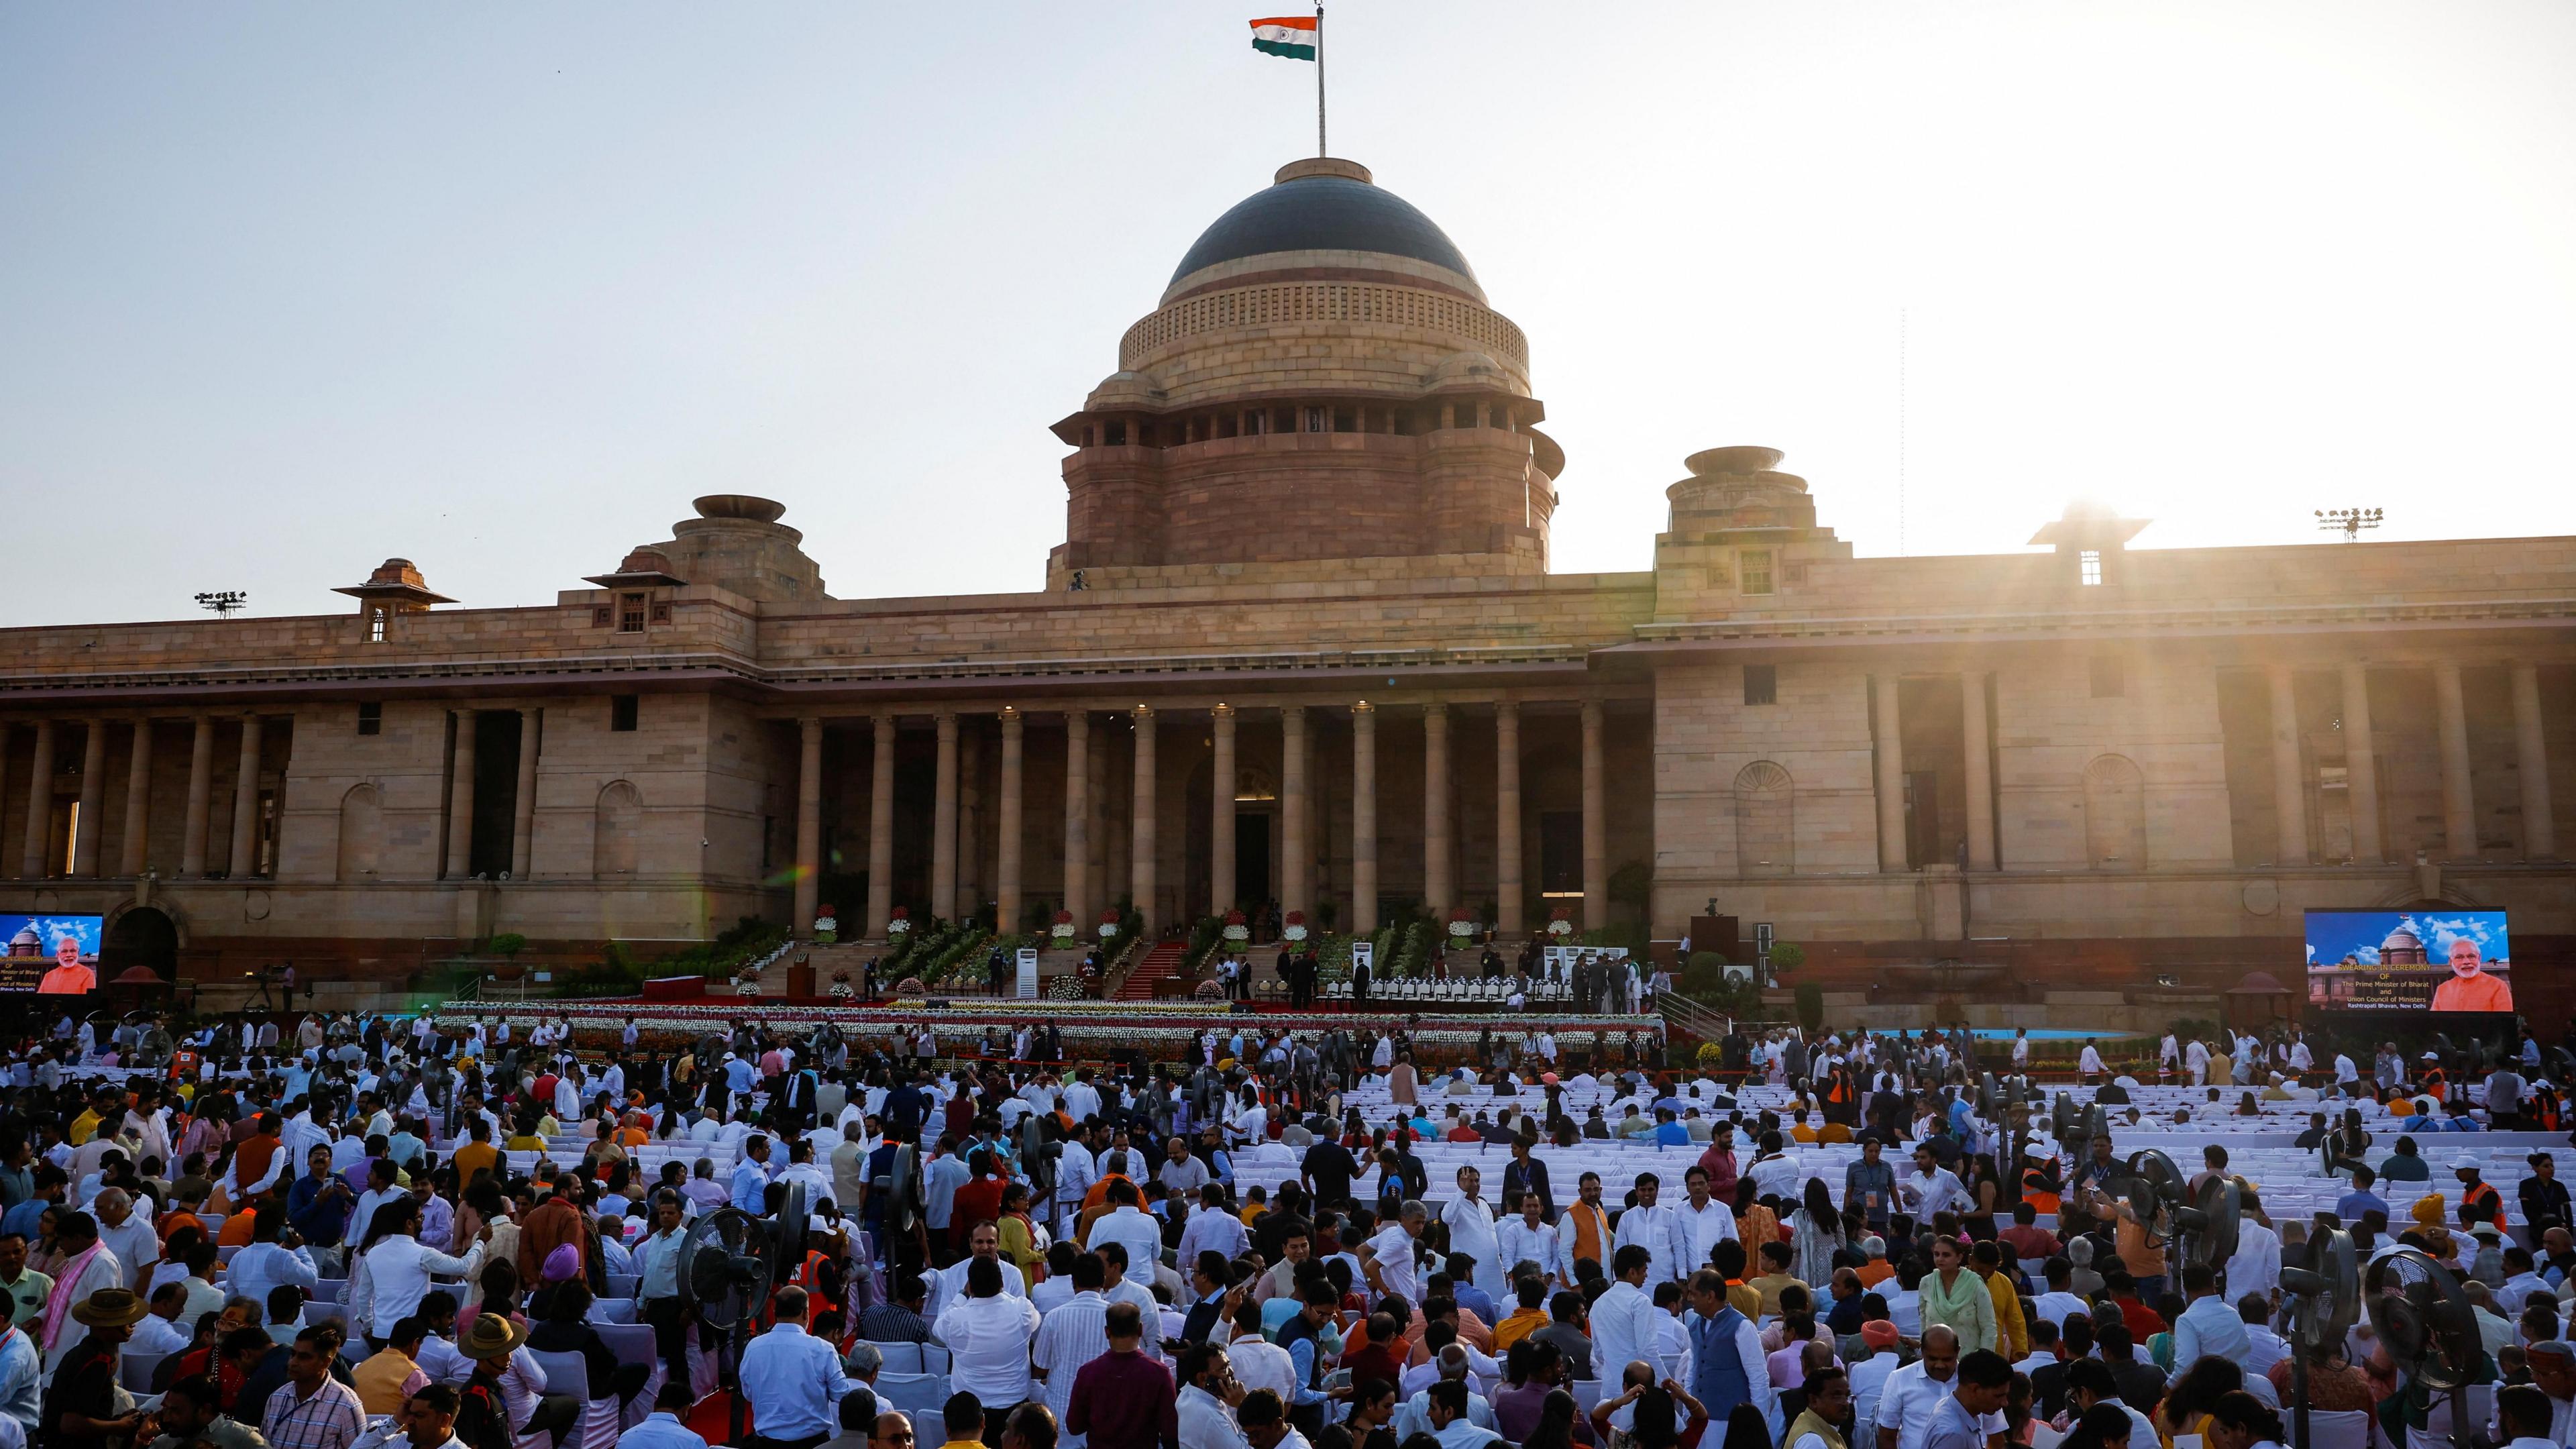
[1320,979,1589,1004]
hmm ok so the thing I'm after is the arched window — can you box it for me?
[2084,754,2149,869]
[335,784,382,881]
[594,780,643,879]
[1734,761,1794,877]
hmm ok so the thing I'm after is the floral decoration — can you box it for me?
[1447,907,1477,939]
[1052,910,1076,943]
[814,906,839,943]
[888,906,912,936]
[1282,910,1308,943]
[1547,906,1574,939]
[1221,910,1249,943]
[1098,907,1121,940]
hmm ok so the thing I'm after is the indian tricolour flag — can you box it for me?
[1249,15,1318,60]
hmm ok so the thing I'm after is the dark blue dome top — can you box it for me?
[1169,172,1477,288]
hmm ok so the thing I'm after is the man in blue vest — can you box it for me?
[1686,1267,1774,1431]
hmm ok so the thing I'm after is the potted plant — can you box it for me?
[488,933,529,983]
[1221,909,1250,944]
[1282,910,1308,944]
[828,967,854,1001]
[887,906,911,938]
[814,906,839,944]
[1546,906,1574,941]
[1098,908,1121,941]
[1446,907,1477,945]
[1051,910,1077,944]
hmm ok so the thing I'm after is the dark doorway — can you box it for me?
[469,711,523,878]
[103,907,178,980]
[1540,810,1583,896]
[1904,769,1941,871]
[1235,812,1272,912]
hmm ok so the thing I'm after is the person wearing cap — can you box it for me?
[1848,1318,1900,1413]
[2456,1155,2511,1232]
[452,1312,537,1449]
[2511,1342,2576,1442]
[38,1286,146,1448]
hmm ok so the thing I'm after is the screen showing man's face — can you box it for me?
[2450,940,2484,977]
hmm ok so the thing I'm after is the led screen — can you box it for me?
[0,913,105,994]
[2305,908,2510,1012]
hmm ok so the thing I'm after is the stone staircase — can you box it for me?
[1114,941,1193,1001]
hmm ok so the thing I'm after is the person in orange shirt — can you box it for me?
[1854,1236,1896,1290]
[1491,1276,1550,1352]
[2430,938,2512,1012]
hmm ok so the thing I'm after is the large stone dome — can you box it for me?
[1167,158,1477,292]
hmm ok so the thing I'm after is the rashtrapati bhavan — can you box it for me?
[6,157,2572,1022]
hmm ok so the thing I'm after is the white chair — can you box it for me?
[526,1348,620,1449]
[120,1350,169,1393]
[875,1371,953,1421]
[873,1341,925,1373]
[1570,1379,1601,1415]
[2292,1409,2371,1449]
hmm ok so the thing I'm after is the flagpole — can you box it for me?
[1315,4,1326,157]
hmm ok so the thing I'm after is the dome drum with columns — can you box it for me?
[1049,159,1562,583]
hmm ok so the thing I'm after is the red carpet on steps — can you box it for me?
[1114,941,1191,1000]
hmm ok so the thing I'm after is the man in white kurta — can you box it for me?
[1441,1168,1506,1305]
[1032,1273,1113,1448]
[1495,1197,1567,1287]
[1610,1175,1688,1285]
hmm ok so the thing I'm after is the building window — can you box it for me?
[2090,657,2125,698]
[1743,665,1778,706]
[610,695,639,733]
[356,702,382,736]
[1303,407,1326,433]
[1104,421,1126,446]
[619,593,646,633]
[1741,549,1775,595]
[367,608,387,643]
[2080,549,2103,586]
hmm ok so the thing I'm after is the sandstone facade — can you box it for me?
[3,158,2569,1021]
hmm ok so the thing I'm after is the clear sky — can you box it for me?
[5,3,2572,628]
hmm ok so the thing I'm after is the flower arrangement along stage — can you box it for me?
[421,998,1658,1063]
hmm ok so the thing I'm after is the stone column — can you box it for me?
[1281,706,1309,920]
[2434,661,2475,861]
[1350,702,1377,936]
[1495,702,1523,934]
[1961,674,1996,871]
[2512,663,2555,860]
[1872,676,1908,871]
[998,709,1025,934]
[866,716,896,936]
[1580,700,1607,931]
[1130,706,1157,930]
[17,721,54,879]
[794,717,823,934]
[1423,701,1452,918]
[231,713,266,878]
[441,713,474,879]
[956,732,981,921]
[119,720,152,877]
[1063,711,1091,924]
[931,712,959,921]
[2267,665,2310,865]
[72,721,107,877]
[1210,704,1236,912]
[511,709,541,880]
[181,716,215,877]
[2340,663,2383,864]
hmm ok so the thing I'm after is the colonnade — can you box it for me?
[4,714,278,881]
[788,698,1611,942]
[1868,661,2559,871]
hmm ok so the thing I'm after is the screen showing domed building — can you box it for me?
[0,914,103,995]
[2306,909,2512,1012]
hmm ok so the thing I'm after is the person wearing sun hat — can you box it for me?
[40,1287,149,1446]
[453,1310,574,1449]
